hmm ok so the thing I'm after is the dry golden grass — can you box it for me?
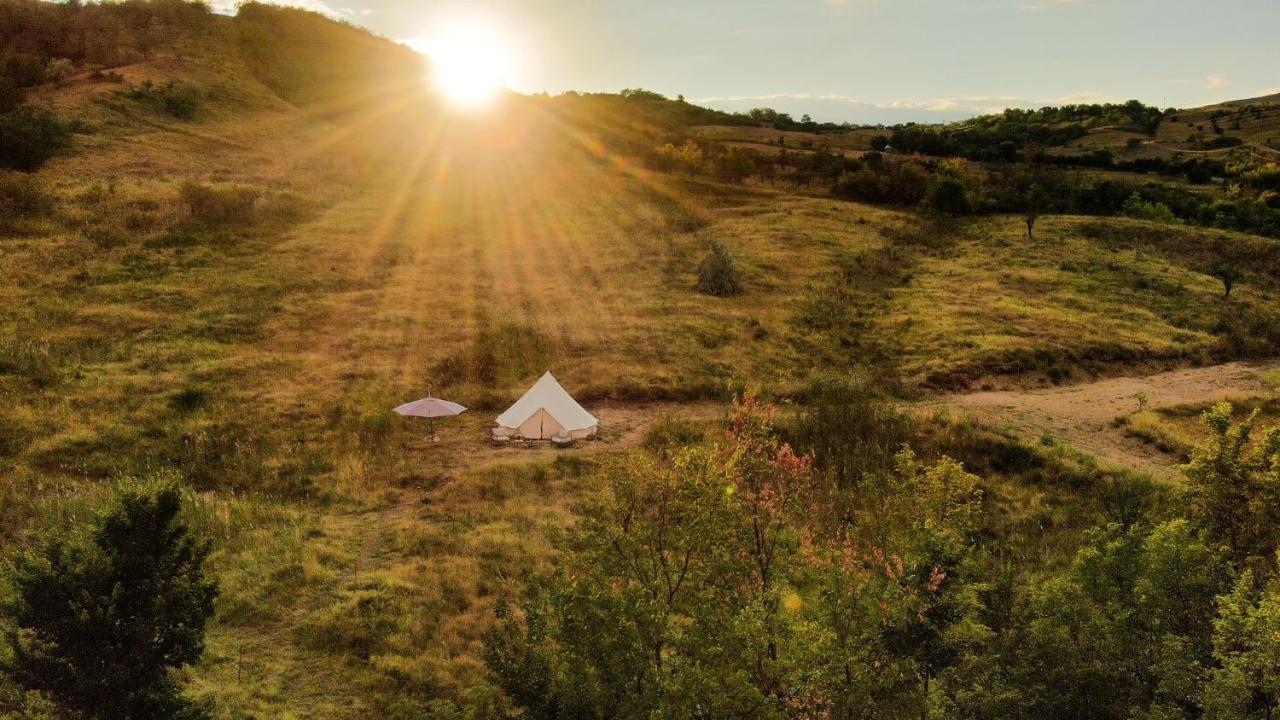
[883,215,1277,387]
[7,57,1280,718]
[1121,396,1280,459]
[690,123,882,154]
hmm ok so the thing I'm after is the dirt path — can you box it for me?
[937,359,1280,480]
[397,400,728,484]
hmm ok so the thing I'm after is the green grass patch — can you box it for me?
[1120,397,1280,459]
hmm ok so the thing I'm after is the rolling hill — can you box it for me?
[687,94,1280,166]
[3,2,1280,718]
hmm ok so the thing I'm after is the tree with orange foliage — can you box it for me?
[485,391,988,720]
[720,392,815,695]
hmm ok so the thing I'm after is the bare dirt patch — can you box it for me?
[936,358,1280,480]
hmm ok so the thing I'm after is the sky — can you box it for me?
[228,0,1280,124]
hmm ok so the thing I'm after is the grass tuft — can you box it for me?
[0,335,61,388]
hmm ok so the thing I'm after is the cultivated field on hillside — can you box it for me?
[690,123,881,155]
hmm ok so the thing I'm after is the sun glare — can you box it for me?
[427,24,511,109]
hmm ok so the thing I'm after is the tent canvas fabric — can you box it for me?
[494,372,599,440]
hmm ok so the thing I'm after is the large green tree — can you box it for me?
[1205,571,1280,720]
[485,394,805,719]
[1183,402,1280,568]
[3,482,218,720]
[803,448,985,720]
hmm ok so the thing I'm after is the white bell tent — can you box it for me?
[493,372,599,441]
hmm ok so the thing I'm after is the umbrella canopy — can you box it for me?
[393,395,467,418]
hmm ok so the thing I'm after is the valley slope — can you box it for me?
[3,4,1280,717]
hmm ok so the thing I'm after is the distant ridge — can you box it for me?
[1216,92,1280,108]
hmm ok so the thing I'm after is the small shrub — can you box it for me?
[3,53,46,88]
[642,416,706,454]
[161,83,201,119]
[84,223,130,249]
[1215,304,1280,358]
[926,174,972,215]
[712,147,755,184]
[794,280,855,334]
[126,80,202,119]
[123,210,156,232]
[179,181,260,225]
[787,373,916,489]
[169,386,212,413]
[0,107,71,171]
[832,161,929,206]
[551,454,598,478]
[0,171,52,215]
[652,140,704,174]
[1211,264,1243,299]
[696,240,743,297]
[44,58,73,84]
[1185,161,1216,183]
[1047,365,1070,384]
[88,70,126,84]
[1122,192,1178,223]
[0,76,22,113]
[744,317,768,340]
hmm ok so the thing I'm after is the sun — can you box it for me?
[426,24,512,109]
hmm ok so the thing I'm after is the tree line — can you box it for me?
[636,136,1280,240]
[884,100,1168,160]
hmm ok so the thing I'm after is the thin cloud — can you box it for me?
[1206,74,1229,90]
[1050,91,1109,104]
[690,91,1114,119]
[888,95,1025,114]
[824,0,879,8]
[1019,0,1089,11]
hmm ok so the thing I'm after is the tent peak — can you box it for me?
[494,372,599,439]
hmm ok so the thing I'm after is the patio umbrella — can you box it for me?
[393,391,467,440]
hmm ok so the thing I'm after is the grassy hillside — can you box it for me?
[887,216,1280,387]
[1122,396,1280,459]
[4,4,1280,719]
